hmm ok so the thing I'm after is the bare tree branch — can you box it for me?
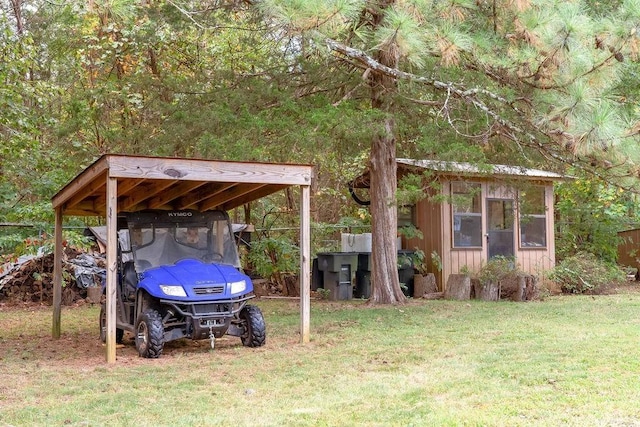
[323,37,537,144]
[323,36,640,191]
[167,0,205,29]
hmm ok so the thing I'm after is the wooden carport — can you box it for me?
[51,154,314,363]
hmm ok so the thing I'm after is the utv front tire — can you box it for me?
[135,309,164,358]
[99,304,123,344]
[240,305,266,347]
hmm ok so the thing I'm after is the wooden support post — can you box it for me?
[52,208,63,338]
[106,176,118,363]
[300,185,311,343]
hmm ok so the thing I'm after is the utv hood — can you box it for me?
[138,258,253,301]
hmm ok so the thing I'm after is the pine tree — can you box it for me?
[257,0,640,303]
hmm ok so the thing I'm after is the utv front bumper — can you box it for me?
[159,294,254,340]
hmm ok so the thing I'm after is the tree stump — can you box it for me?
[87,286,102,304]
[523,275,539,300]
[445,274,471,300]
[501,274,539,301]
[413,273,437,298]
[476,280,500,301]
[500,275,525,301]
[282,274,299,297]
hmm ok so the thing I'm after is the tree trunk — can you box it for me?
[368,0,405,304]
[10,0,24,36]
[369,116,404,303]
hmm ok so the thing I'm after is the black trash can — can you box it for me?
[354,253,372,298]
[397,250,415,297]
[311,258,322,291]
[317,252,358,300]
[354,251,415,298]
[355,270,371,299]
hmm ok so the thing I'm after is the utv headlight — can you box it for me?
[229,280,247,294]
[160,285,187,297]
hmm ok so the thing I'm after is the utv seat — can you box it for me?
[122,261,139,300]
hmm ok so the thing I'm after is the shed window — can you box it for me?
[519,187,547,248]
[398,205,416,228]
[452,182,482,248]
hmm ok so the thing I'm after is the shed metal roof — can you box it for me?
[397,159,567,180]
[351,159,568,189]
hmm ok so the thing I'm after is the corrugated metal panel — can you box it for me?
[397,159,569,181]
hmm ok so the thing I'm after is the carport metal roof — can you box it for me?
[51,154,314,363]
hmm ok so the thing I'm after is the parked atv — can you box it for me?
[99,209,265,358]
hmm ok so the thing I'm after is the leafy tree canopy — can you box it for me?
[1,0,640,286]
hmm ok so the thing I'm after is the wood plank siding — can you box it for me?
[403,188,444,288]
[618,229,640,272]
[401,178,557,290]
[356,160,566,291]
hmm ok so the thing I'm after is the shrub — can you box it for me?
[316,288,331,300]
[550,252,626,294]
[477,256,520,285]
[0,230,93,262]
[247,237,298,290]
[555,179,639,263]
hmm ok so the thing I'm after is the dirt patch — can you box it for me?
[0,300,249,370]
[598,281,640,294]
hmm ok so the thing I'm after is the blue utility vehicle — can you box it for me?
[99,210,265,358]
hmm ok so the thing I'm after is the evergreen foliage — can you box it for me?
[555,177,640,263]
[1,0,640,290]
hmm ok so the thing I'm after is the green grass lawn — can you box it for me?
[1,291,640,426]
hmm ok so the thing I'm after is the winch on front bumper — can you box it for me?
[159,295,253,340]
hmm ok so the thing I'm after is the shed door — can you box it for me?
[487,199,514,259]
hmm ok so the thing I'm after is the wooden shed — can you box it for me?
[617,228,640,275]
[51,154,314,363]
[353,159,567,289]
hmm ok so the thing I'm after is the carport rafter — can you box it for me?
[52,154,314,363]
[146,181,209,210]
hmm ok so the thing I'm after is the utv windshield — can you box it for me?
[119,211,242,272]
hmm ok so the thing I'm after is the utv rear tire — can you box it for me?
[240,305,266,347]
[135,309,164,358]
[99,304,124,344]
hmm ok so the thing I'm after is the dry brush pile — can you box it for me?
[0,248,103,306]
